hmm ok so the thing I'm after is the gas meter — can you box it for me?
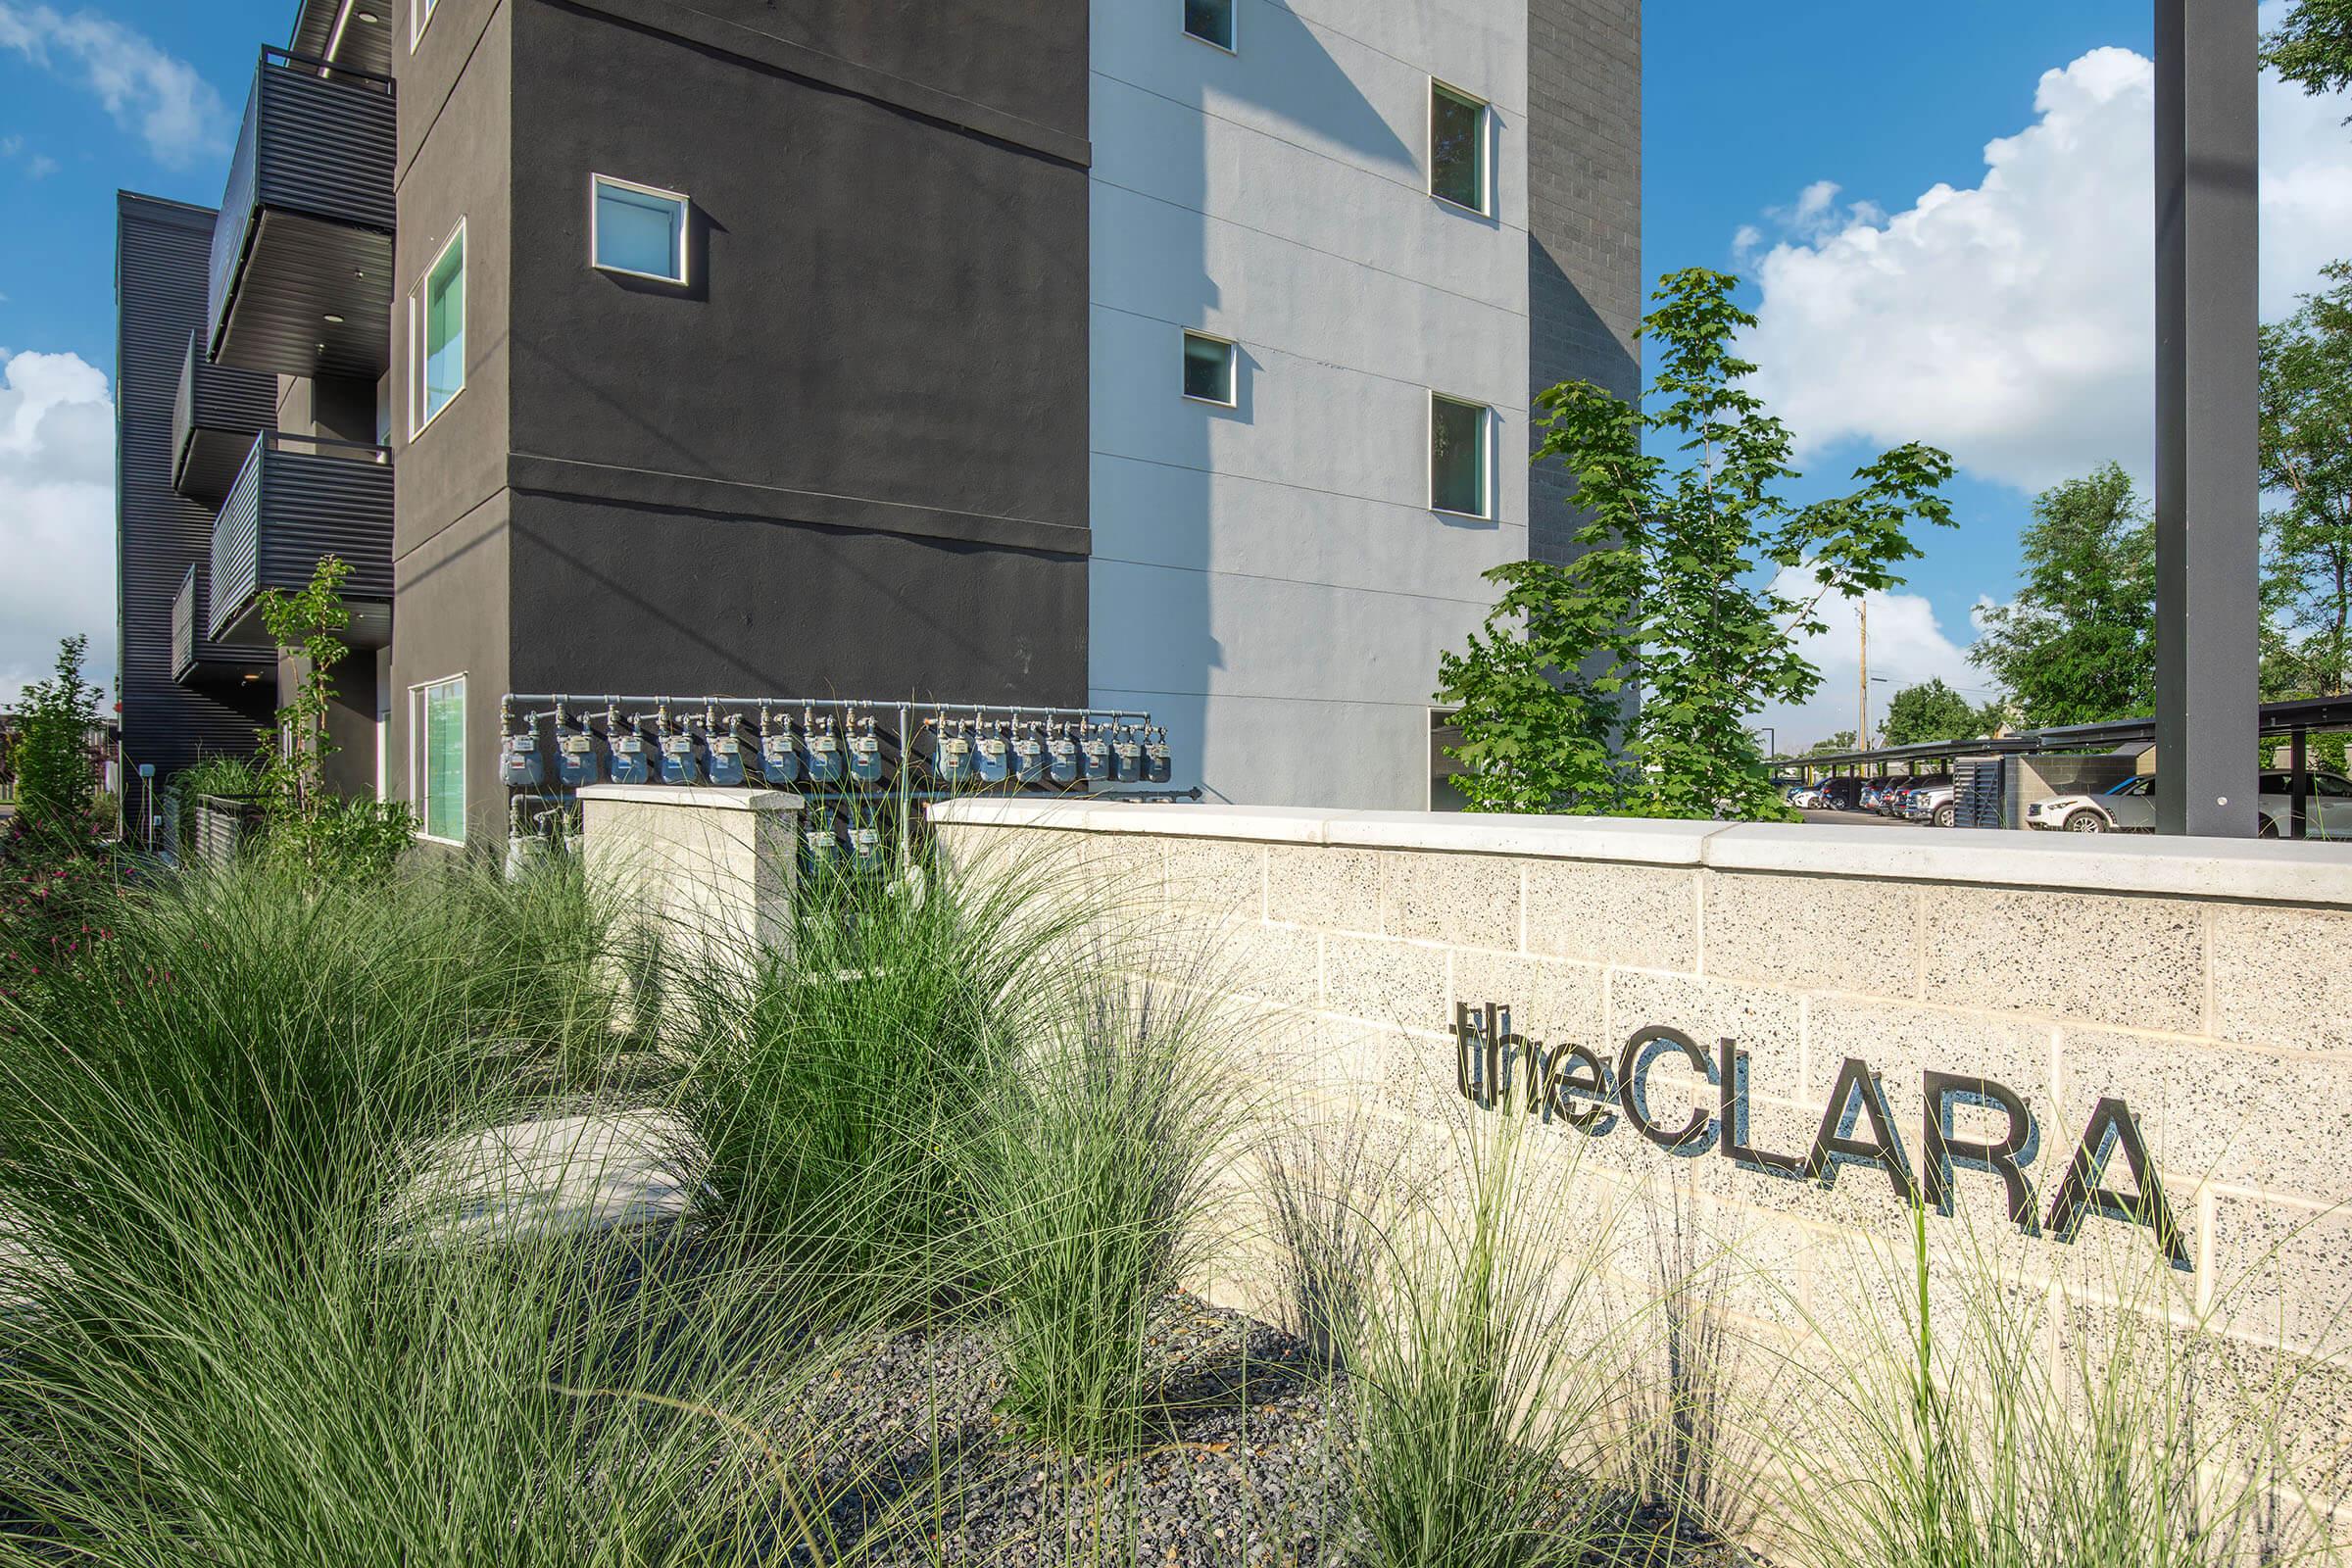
[609,709,651,784]
[1012,722,1046,784]
[848,824,884,874]
[803,824,838,873]
[803,711,841,786]
[657,710,700,785]
[935,719,973,786]
[1111,724,1145,783]
[755,710,797,785]
[1047,719,1079,785]
[555,710,598,787]
[975,721,1010,785]
[847,714,884,786]
[705,707,747,787]
[1079,723,1111,781]
[500,728,544,789]
[1144,725,1172,785]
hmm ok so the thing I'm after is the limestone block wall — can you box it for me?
[931,798,2352,1531]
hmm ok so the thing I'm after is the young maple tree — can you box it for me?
[1437,270,1954,820]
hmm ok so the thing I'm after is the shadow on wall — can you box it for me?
[1096,0,1409,805]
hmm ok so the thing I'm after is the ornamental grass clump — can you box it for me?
[675,838,1102,1311]
[0,857,871,1563]
[1346,1115,1639,1568]
[968,967,1247,1457]
[1765,1203,2334,1568]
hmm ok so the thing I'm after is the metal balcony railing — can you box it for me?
[209,431,394,646]
[206,46,395,380]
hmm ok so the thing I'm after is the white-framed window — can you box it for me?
[591,174,691,284]
[1429,392,1491,518]
[412,0,441,51]
[409,220,466,437]
[1184,0,1236,51]
[1429,80,1491,216]
[412,673,466,844]
[1181,329,1236,407]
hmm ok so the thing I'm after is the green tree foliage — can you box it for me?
[252,557,415,880]
[13,635,102,841]
[2259,262,2352,699]
[1968,465,2155,727]
[1805,731,1858,757]
[2265,0,2352,111]
[1878,678,1984,748]
[1437,270,1954,820]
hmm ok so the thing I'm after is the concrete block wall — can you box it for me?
[932,799,2352,1534]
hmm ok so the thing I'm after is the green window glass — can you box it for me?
[421,677,466,842]
[1184,0,1234,49]
[1431,395,1489,517]
[1430,83,1488,214]
[420,226,466,427]
[1183,331,1235,405]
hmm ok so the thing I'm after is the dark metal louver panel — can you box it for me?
[1953,756,2007,831]
[173,564,273,684]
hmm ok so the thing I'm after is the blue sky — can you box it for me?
[2,2,2348,742]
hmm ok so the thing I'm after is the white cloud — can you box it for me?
[1739,19,2352,496]
[0,349,116,707]
[1757,567,1986,752]
[0,3,228,167]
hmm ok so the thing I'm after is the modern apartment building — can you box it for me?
[118,0,1638,845]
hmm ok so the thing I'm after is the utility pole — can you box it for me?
[2154,0,2259,836]
[1858,599,1870,751]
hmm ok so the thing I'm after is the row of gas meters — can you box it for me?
[499,707,1173,791]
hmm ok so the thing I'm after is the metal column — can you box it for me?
[2153,0,2260,837]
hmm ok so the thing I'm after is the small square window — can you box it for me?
[1183,331,1236,406]
[592,175,690,284]
[1184,0,1235,51]
[1430,393,1490,517]
[1430,82,1489,215]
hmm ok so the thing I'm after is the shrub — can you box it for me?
[11,635,101,842]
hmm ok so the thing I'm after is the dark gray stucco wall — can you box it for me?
[1526,0,1642,566]
[505,492,1086,705]
[505,0,1090,546]
[116,193,275,780]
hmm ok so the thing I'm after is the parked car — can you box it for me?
[1813,777,1865,811]
[2026,771,2352,837]
[1905,780,1958,827]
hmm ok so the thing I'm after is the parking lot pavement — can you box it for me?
[1798,808,1924,827]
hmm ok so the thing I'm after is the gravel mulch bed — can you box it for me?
[778,1293,1758,1568]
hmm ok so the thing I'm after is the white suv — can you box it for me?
[2027,772,2352,837]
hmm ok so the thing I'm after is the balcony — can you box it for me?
[172,330,275,504]
[209,432,395,649]
[206,46,395,381]
[172,564,274,686]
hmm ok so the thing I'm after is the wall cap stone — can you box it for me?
[928,801,2352,905]
[577,784,804,812]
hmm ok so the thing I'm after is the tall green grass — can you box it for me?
[1345,1115,1638,1568]
[1766,1202,2332,1568]
[964,967,1246,1456]
[673,844,1103,1311]
[0,858,858,1564]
